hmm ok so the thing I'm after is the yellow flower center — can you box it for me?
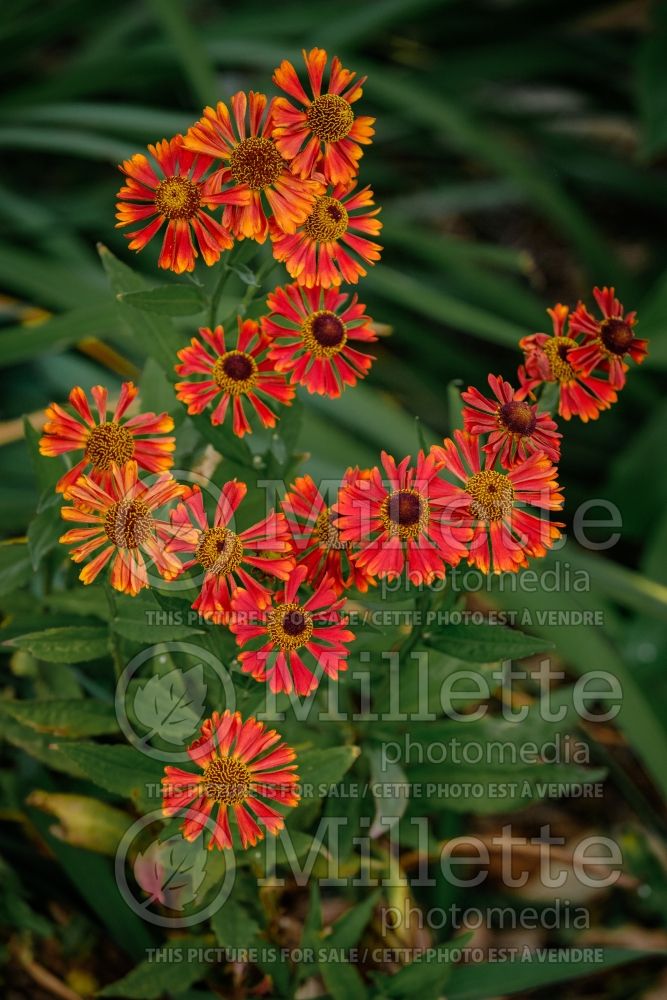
[465,471,515,522]
[154,176,200,220]
[229,136,285,190]
[306,94,354,142]
[302,310,348,358]
[268,602,313,650]
[85,422,135,471]
[543,336,577,383]
[195,526,244,575]
[212,350,259,396]
[379,488,429,540]
[498,400,537,436]
[315,507,350,551]
[203,756,252,805]
[303,196,348,243]
[600,317,634,357]
[104,498,153,548]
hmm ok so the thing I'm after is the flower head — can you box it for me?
[270,183,382,288]
[281,472,375,595]
[263,282,376,396]
[116,135,247,273]
[516,305,618,421]
[230,565,355,695]
[568,286,647,390]
[166,480,294,622]
[272,47,375,185]
[183,91,324,243]
[334,451,473,586]
[162,710,299,851]
[462,373,561,469]
[40,382,175,495]
[59,461,184,595]
[431,431,563,574]
[175,319,295,436]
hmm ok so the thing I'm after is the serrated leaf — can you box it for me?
[52,742,164,811]
[0,698,118,737]
[297,746,360,798]
[425,622,553,662]
[7,626,109,663]
[211,896,261,950]
[133,664,206,745]
[119,283,205,316]
[133,835,208,910]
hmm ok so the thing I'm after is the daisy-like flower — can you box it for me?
[516,305,618,422]
[162,710,299,851]
[568,286,647,390]
[263,282,377,396]
[431,431,563,575]
[281,472,375,594]
[270,183,382,288]
[175,319,295,437]
[230,565,355,696]
[334,451,473,586]
[462,373,561,469]
[59,461,184,596]
[183,91,323,243]
[115,135,248,273]
[39,382,175,495]
[166,480,294,622]
[272,47,375,185]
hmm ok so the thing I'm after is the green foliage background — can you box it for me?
[1,1,667,998]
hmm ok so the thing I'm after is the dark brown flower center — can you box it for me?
[268,602,313,649]
[499,400,537,436]
[465,471,514,522]
[85,422,135,470]
[380,488,429,540]
[229,136,284,190]
[154,176,200,220]
[303,196,348,242]
[212,350,258,395]
[195,526,244,575]
[543,336,577,383]
[203,756,252,804]
[306,94,354,142]
[104,498,153,548]
[302,310,348,358]
[600,318,634,356]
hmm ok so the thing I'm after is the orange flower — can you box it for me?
[40,382,174,495]
[270,183,382,287]
[272,47,375,185]
[59,461,184,596]
[162,710,299,851]
[116,135,248,273]
[183,91,324,243]
[568,286,647,390]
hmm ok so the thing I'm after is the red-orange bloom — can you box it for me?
[116,135,247,273]
[462,374,561,469]
[334,451,473,586]
[162,710,299,851]
[183,91,323,243]
[166,480,294,622]
[270,184,382,288]
[516,305,618,422]
[175,319,295,437]
[431,431,563,575]
[230,565,355,696]
[39,382,175,495]
[263,283,376,396]
[59,461,184,596]
[272,47,375,186]
[281,472,375,595]
[568,286,647,390]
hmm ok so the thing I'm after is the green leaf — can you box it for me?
[133,836,208,911]
[0,542,32,596]
[7,626,109,663]
[327,890,381,951]
[297,746,361,799]
[319,960,368,1000]
[119,284,205,316]
[0,698,118,737]
[211,896,261,950]
[366,746,408,838]
[27,504,62,569]
[52,742,164,811]
[97,936,211,998]
[425,622,554,662]
[0,303,120,367]
[373,954,451,997]
[132,664,206,745]
[638,2,667,158]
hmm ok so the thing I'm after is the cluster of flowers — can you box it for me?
[37,49,647,856]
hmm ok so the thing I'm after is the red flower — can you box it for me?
[115,135,247,273]
[263,282,376,396]
[162,710,299,851]
[270,183,382,288]
[272,47,375,186]
[175,319,295,436]
[230,565,355,696]
[516,305,618,422]
[568,286,647,390]
[165,480,294,622]
[39,382,175,495]
[431,431,563,575]
[281,472,375,595]
[183,91,323,243]
[334,451,473,586]
[59,461,184,596]
[462,373,561,469]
